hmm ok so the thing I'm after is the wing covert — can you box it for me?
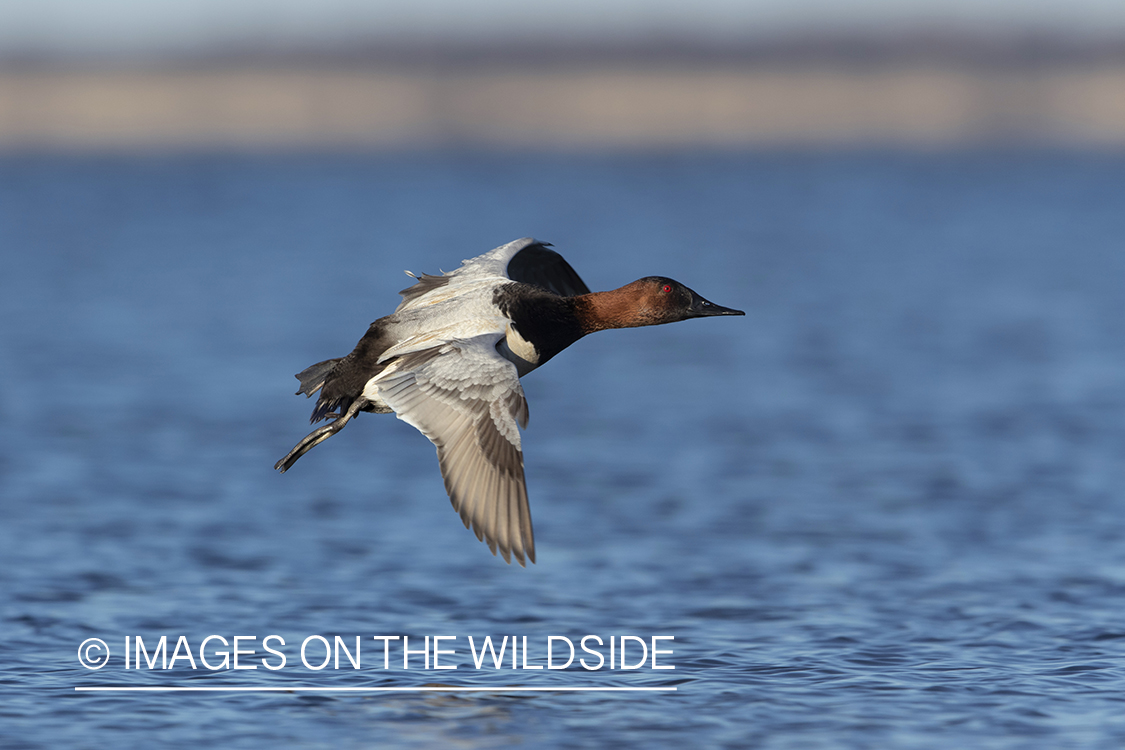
[505,242,591,297]
[397,238,590,312]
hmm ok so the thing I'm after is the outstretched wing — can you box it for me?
[372,334,535,565]
[397,237,590,311]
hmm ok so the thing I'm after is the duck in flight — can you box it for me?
[276,238,743,566]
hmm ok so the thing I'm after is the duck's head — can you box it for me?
[643,276,744,322]
[582,276,745,331]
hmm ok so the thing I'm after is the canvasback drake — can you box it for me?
[276,238,743,566]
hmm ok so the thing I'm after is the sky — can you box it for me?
[4,0,1125,54]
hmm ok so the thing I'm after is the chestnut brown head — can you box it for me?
[625,276,745,326]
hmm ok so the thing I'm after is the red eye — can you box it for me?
[662,284,672,293]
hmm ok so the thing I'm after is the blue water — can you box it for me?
[3,151,1125,748]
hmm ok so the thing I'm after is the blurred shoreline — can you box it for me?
[4,36,1125,149]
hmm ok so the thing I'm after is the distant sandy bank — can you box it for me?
[3,64,1124,149]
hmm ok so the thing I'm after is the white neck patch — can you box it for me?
[498,323,540,377]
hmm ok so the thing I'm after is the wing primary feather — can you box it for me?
[459,437,488,542]
[521,481,535,565]
[508,479,523,566]
[484,462,503,559]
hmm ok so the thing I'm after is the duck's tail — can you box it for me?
[275,397,363,473]
[294,358,341,398]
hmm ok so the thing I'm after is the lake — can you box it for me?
[3,150,1125,748]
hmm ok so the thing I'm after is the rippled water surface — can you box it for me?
[3,152,1125,748]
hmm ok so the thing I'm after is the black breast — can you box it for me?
[493,283,586,365]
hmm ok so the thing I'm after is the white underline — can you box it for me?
[74,686,676,693]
